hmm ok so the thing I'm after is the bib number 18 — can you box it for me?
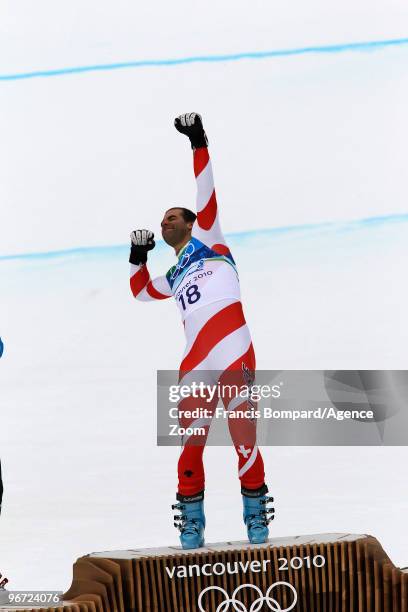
[178,284,201,311]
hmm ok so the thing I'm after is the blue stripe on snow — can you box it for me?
[1,37,408,82]
[1,213,407,262]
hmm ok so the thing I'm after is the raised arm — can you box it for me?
[129,230,172,301]
[175,113,229,255]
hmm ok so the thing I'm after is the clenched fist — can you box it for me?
[129,229,155,266]
[174,113,208,149]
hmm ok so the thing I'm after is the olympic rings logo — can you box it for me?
[197,582,297,612]
[170,242,196,280]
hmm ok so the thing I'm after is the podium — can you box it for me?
[2,533,407,611]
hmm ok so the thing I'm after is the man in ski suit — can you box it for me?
[129,113,274,548]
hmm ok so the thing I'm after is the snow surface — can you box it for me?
[1,20,408,255]
[1,0,408,593]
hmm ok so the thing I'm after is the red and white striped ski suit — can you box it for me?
[130,148,265,496]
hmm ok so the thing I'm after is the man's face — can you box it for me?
[161,208,193,247]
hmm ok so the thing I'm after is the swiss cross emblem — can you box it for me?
[238,445,251,458]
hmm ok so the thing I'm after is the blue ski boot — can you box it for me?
[242,485,275,544]
[172,491,206,549]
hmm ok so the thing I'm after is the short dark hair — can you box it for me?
[166,207,197,224]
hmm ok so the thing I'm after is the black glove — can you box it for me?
[129,230,155,265]
[174,113,208,149]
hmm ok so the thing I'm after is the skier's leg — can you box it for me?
[176,369,218,496]
[175,300,241,497]
[173,368,217,549]
[219,340,266,491]
[218,335,274,543]
[177,417,215,498]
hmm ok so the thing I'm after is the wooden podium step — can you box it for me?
[1,533,407,611]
